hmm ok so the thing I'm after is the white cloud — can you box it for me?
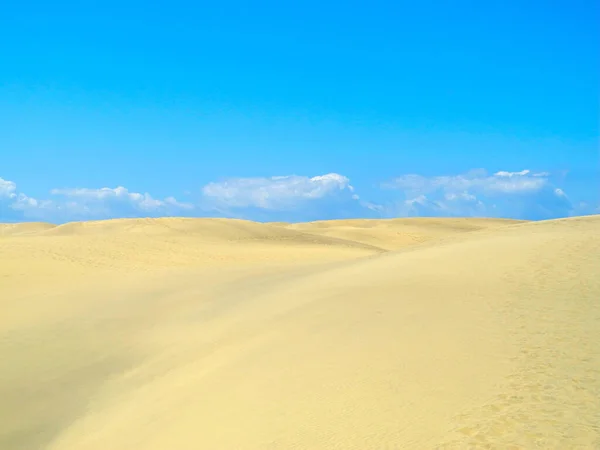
[48,187,194,221]
[0,177,40,222]
[201,173,356,210]
[0,179,193,223]
[2,173,361,223]
[377,169,580,220]
[0,177,17,199]
[383,169,549,196]
[49,187,192,212]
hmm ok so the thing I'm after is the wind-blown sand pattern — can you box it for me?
[1,216,598,449]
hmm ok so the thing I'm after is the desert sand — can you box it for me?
[1,215,599,449]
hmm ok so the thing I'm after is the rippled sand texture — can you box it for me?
[1,216,598,449]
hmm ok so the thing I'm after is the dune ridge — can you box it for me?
[0,222,57,236]
[1,215,598,449]
[275,217,525,250]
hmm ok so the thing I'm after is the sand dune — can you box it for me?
[1,216,598,449]
[275,217,526,250]
[0,222,57,236]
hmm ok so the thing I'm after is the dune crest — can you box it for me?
[276,217,526,250]
[1,215,598,449]
[0,222,56,236]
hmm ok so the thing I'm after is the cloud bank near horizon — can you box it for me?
[1,169,595,224]
[375,169,586,220]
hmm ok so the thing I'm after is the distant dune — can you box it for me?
[0,222,57,236]
[1,216,598,449]
[274,217,526,250]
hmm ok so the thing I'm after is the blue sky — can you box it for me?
[1,0,598,223]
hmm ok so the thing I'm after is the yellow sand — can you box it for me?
[1,216,598,449]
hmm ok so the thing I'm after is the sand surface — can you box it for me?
[1,216,599,449]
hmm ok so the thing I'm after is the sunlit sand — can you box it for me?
[1,215,599,449]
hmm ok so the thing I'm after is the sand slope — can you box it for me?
[1,216,598,449]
